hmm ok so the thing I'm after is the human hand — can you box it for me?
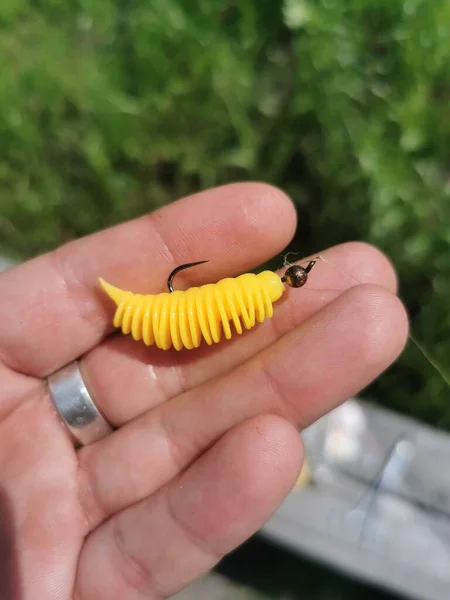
[0,183,408,599]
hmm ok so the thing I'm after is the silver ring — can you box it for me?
[47,360,113,447]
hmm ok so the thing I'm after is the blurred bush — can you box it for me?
[0,0,448,424]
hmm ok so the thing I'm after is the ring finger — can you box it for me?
[76,282,408,532]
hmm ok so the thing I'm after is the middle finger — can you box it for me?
[79,241,397,426]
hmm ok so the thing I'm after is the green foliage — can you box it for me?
[0,0,287,252]
[0,0,448,425]
[282,0,450,425]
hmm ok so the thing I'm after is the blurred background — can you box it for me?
[1,1,449,597]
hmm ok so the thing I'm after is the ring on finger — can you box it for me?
[47,360,114,448]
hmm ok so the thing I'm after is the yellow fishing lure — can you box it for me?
[99,259,316,351]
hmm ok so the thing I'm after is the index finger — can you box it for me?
[0,183,297,377]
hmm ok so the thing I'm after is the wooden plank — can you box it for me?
[260,399,450,600]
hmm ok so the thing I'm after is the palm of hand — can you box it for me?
[0,184,408,599]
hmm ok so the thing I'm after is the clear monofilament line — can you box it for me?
[307,253,450,388]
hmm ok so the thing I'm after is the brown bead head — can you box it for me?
[281,260,316,288]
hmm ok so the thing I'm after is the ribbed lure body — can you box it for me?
[99,271,285,351]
